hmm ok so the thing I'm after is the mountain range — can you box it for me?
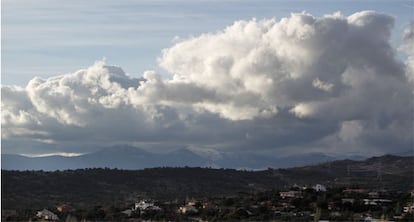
[1,145,367,171]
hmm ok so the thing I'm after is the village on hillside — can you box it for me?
[3,183,414,221]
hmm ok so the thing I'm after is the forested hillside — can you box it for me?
[2,155,413,210]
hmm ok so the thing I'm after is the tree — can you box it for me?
[314,207,321,222]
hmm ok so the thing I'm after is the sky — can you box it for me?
[1,0,414,157]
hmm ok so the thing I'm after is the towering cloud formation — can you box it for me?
[2,11,413,156]
[401,21,414,85]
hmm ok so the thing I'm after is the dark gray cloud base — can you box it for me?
[2,11,413,156]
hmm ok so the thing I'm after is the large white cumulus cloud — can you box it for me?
[2,11,413,155]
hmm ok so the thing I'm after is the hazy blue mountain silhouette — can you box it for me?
[2,146,209,170]
[2,145,363,171]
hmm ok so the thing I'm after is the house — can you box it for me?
[121,209,133,217]
[56,204,74,213]
[135,200,161,211]
[362,198,392,206]
[186,199,198,206]
[312,184,327,192]
[368,191,379,198]
[202,202,216,209]
[330,211,342,217]
[144,205,162,211]
[135,200,153,210]
[341,198,355,204]
[36,209,59,221]
[179,205,199,214]
[403,204,414,213]
[364,216,374,222]
[363,199,378,206]
[280,190,302,198]
[343,188,369,194]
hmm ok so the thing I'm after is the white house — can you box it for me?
[368,191,379,198]
[313,184,327,192]
[135,200,161,211]
[121,209,133,217]
[403,204,414,213]
[36,209,59,221]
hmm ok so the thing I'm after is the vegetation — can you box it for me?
[1,155,413,221]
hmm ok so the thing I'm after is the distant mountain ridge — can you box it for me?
[0,145,375,171]
[2,146,208,171]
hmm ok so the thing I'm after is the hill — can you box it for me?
[2,155,413,210]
